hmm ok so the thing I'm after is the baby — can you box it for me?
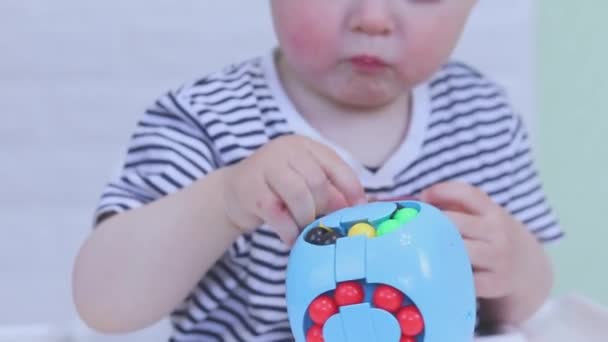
[73,1,563,341]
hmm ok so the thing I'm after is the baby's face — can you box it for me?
[271,0,477,108]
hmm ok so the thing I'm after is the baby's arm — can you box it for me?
[421,112,562,326]
[420,181,554,325]
[73,134,366,334]
[72,85,246,333]
[73,168,240,333]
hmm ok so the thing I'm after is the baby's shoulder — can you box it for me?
[423,60,522,139]
[428,60,507,97]
[425,60,515,118]
[174,56,267,108]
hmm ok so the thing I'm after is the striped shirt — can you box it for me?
[95,50,563,341]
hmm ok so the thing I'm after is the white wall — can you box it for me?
[0,1,536,341]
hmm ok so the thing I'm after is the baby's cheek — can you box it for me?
[402,24,462,83]
[280,20,338,70]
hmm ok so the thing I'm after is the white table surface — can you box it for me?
[0,294,605,341]
[475,294,608,342]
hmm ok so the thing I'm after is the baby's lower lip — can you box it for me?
[369,195,418,202]
[350,56,388,71]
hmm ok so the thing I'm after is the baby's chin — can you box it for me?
[314,65,413,109]
[326,77,407,110]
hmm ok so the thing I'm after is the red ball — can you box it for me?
[400,336,417,342]
[306,325,324,342]
[335,281,365,306]
[397,306,425,336]
[309,295,338,325]
[372,285,404,313]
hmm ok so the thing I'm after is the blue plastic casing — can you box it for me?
[286,201,476,342]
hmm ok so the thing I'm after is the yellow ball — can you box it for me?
[348,222,376,238]
[319,222,333,232]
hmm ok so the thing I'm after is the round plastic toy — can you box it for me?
[286,201,476,342]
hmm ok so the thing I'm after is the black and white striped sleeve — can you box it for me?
[504,114,564,244]
[95,88,220,224]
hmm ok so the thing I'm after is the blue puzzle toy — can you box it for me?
[286,201,476,342]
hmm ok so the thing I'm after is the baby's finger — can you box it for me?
[420,181,495,216]
[325,183,349,213]
[288,153,331,216]
[463,238,494,270]
[305,140,366,206]
[444,210,491,242]
[267,212,301,247]
[473,270,508,299]
[254,182,300,246]
[266,164,316,229]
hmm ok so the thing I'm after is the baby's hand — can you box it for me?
[420,182,532,299]
[223,135,366,246]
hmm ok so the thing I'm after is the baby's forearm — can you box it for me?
[480,230,554,325]
[72,168,240,334]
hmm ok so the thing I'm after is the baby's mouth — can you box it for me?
[349,55,389,73]
[368,195,418,202]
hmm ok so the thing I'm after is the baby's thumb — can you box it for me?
[325,184,352,214]
[419,185,446,208]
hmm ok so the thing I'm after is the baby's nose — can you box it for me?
[349,0,395,36]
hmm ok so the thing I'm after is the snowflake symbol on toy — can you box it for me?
[400,233,412,246]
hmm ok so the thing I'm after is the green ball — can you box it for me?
[377,219,402,237]
[394,207,419,224]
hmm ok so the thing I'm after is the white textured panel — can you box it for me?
[0,1,535,341]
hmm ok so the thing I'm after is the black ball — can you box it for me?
[321,230,344,245]
[305,227,329,245]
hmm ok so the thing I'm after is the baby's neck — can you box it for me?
[277,58,412,169]
[304,92,411,168]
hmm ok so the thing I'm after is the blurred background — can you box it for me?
[0,0,606,341]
